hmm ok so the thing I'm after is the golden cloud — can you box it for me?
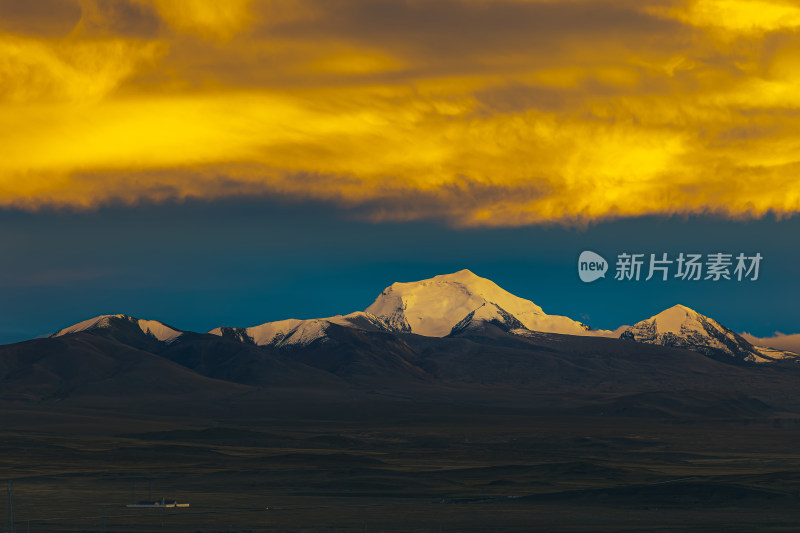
[142,0,254,40]
[1,0,799,226]
[651,0,800,34]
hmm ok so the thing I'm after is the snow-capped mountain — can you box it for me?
[365,269,590,337]
[52,314,183,343]
[619,305,798,363]
[209,312,391,348]
[208,270,592,348]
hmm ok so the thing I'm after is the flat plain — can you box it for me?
[2,395,800,533]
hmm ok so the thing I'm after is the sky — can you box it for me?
[1,0,799,344]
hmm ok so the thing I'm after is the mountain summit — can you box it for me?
[53,314,183,344]
[619,304,796,363]
[365,269,590,336]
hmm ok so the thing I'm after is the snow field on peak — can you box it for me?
[136,319,183,343]
[209,312,387,348]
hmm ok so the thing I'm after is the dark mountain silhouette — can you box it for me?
[5,316,800,418]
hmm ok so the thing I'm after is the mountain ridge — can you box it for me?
[42,271,799,365]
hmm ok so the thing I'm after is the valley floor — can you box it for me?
[2,401,800,532]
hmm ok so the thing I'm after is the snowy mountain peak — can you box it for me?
[135,319,184,343]
[620,305,798,363]
[665,303,694,313]
[648,304,714,336]
[366,270,588,337]
[53,314,183,343]
[53,314,130,336]
[426,269,488,285]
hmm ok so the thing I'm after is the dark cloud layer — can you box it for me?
[0,0,81,36]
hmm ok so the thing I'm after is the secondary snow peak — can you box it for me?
[620,305,799,363]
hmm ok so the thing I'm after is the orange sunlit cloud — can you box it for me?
[1,0,799,226]
[651,0,800,34]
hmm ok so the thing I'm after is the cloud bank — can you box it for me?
[2,0,800,226]
[741,332,800,354]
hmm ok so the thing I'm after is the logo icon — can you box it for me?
[578,251,607,283]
